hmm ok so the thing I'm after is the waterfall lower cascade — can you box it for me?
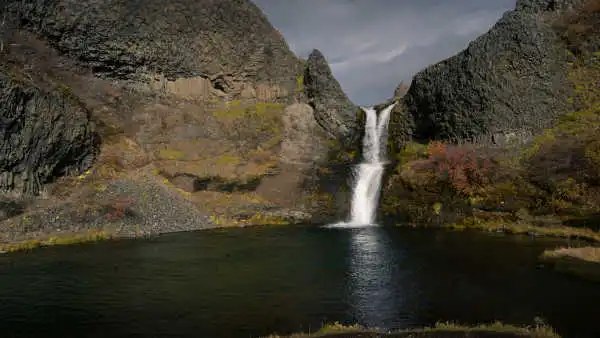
[327,102,397,228]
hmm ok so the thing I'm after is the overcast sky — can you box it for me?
[252,0,516,106]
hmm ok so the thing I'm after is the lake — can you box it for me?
[0,226,598,338]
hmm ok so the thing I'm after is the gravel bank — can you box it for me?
[0,170,217,246]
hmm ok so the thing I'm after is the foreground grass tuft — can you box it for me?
[263,322,369,338]
[316,322,365,334]
[264,321,560,337]
[426,321,560,337]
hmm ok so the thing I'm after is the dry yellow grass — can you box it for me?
[48,136,148,199]
[263,321,560,338]
[449,217,600,242]
[0,230,112,253]
[542,246,600,263]
[541,246,600,281]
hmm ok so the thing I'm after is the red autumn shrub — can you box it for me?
[412,141,491,196]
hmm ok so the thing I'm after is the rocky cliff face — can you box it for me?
[5,0,299,87]
[303,49,359,146]
[401,0,591,144]
[0,0,359,247]
[0,65,99,195]
[380,0,600,230]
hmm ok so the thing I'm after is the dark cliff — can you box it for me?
[4,0,300,88]
[402,0,593,144]
[303,49,359,146]
[0,64,99,195]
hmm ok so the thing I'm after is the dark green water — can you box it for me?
[0,226,598,338]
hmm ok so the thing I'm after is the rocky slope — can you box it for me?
[381,0,600,234]
[0,0,360,248]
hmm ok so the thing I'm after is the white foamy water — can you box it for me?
[326,103,396,228]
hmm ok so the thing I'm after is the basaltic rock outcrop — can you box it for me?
[390,0,594,147]
[0,0,361,246]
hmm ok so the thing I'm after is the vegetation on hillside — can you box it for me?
[382,100,600,233]
[382,1,600,240]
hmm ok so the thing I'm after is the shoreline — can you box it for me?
[0,168,306,254]
[0,216,296,254]
[396,217,600,243]
[394,218,600,282]
[2,216,600,254]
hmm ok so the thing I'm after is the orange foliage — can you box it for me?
[413,141,490,196]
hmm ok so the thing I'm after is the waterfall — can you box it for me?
[327,102,396,228]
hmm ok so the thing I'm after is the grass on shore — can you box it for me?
[446,217,600,243]
[541,246,600,281]
[0,230,112,253]
[264,321,560,337]
[0,210,291,254]
[208,212,289,227]
[543,246,600,262]
[420,322,559,337]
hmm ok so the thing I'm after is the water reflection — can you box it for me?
[2,227,600,338]
[346,227,402,329]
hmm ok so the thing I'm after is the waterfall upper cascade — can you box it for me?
[327,102,397,228]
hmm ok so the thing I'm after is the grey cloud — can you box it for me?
[252,0,516,105]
